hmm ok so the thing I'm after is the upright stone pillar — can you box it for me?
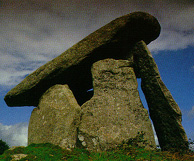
[133,41,188,151]
[28,84,81,150]
[78,58,156,151]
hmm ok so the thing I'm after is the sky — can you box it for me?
[0,0,193,149]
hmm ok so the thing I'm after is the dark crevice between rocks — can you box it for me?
[67,68,94,106]
[76,128,85,149]
[61,42,135,106]
[4,38,135,107]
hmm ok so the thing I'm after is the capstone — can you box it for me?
[4,12,161,107]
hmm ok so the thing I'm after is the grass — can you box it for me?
[0,133,193,160]
[0,142,193,161]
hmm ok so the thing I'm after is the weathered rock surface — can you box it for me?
[11,154,28,161]
[8,146,27,161]
[78,59,156,151]
[4,12,161,107]
[132,41,188,151]
[28,84,81,150]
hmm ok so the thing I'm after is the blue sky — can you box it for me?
[0,0,193,148]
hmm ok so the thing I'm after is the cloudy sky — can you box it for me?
[0,0,193,148]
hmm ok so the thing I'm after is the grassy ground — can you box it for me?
[0,142,193,161]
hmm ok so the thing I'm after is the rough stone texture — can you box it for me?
[4,10,188,152]
[28,84,81,150]
[78,59,156,151]
[11,154,28,161]
[4,12,161,107]
[132,41,188,151]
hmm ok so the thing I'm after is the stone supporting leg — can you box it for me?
[28,84,81,150]
[78,58,156,151]
[133,41,188,151]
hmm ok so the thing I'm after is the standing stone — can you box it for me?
[78,58,156,151]
[133,41,188,151]
[28,84,81,150]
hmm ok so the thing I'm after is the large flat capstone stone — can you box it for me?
[4,12,161,107]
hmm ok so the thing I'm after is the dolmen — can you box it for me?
[4,12,188,152]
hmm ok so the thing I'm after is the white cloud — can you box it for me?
[189,136,194,151]
[0,7,89,87]
[0,123,28,147]
[148,4,194,52]
[148,29,194,52]
[0,52,40,86]
[190,144,194,151]
[0,0,194,87]
[151,124,159,146]
[0,70,29,86]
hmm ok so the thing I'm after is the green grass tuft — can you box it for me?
[0,134,193,161]
[0,142,193,161]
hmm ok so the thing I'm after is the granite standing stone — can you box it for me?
[78,58,156,151]
[28,84,81,150]
[132,41,188,151]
